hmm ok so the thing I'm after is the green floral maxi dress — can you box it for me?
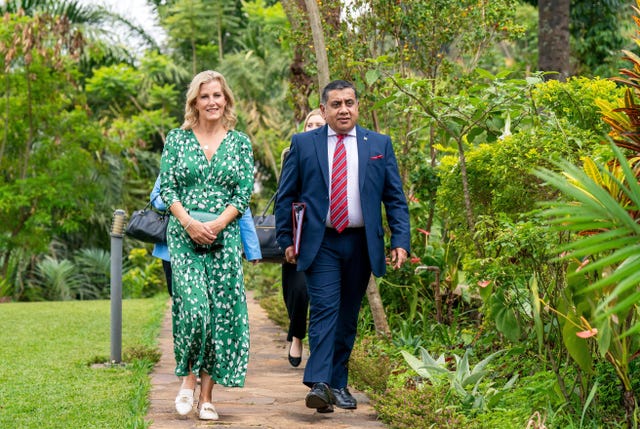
[160,128,254,387]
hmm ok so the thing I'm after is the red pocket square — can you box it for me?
[370,154,384,160]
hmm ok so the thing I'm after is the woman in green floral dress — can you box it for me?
[160,70,254,421]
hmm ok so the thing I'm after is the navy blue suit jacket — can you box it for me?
[275,124,410,277]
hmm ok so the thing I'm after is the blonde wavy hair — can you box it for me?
[303,108,324,130]
[181,70,237,130]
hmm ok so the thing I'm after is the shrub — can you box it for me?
[74,248,111,299]
[244,261,281,296]
[259,293,289,330]
[531,76,624,134]
[436,76,619,256]
[372,383,469,429]
[122,248,165,298]
[27,256,97,301]
[251,262,290,331]
[349,336,393,394]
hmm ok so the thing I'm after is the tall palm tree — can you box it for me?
[1,0,159,72]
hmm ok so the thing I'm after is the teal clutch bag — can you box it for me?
[190,210,218,223]
[190,210,224,251]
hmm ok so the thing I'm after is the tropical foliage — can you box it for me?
[1,0,640,427]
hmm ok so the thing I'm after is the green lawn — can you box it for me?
[0,296,168,429]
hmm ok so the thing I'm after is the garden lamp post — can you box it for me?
[110,209,126,363]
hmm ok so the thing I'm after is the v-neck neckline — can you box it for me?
[192,129,228,163]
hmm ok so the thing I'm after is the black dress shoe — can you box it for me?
[331,387,357,409]
[288,353,301,367]
[305,382,333,410]
[317,404,334,413]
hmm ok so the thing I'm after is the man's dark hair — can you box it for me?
[321,80,358,104]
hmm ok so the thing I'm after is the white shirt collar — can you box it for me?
[327,126,356,138]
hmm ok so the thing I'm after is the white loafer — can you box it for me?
[174,388,194,416]
[198,402,219,420]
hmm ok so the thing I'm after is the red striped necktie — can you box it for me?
[330,134,349,233]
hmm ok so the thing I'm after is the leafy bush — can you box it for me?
[349,336,393,394]
[401,347,518,413]
[438,124,608,238]
[259,292,289,330]
[27,256,101,301]
[122,248,165,298]
[74,248,111,299]
[244,261,281,296]
[250,261,289,329]
[372,383,469,429]
[531,77,624,134]
[437,76,619,255]
[474,370,559,428]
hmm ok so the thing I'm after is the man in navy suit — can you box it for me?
[275,80,410,413]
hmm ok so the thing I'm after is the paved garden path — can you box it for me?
[147,289,387,429]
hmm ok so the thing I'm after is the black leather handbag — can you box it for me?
[253,193,285,263]
[125,201,169,243]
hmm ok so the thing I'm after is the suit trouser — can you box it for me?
[282,262,309,341]
[302,227,371,389]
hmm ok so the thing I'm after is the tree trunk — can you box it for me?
[191,38,197,76]
[366,275,391,339]
[281,0,314,122]
[304,0,330,91]
[1,71,8,167]
[623,389,637,429]
[456,137,484,257]
[538,0,571,81]
[22,64,33,180]
[425,123,437,232]
[282,0,390,341]
[217,15,223,62]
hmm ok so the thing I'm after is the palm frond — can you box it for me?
[558,233,638,262]
[538,162,640,234]
[534,144,640,335]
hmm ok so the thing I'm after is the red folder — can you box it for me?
[292,202,306,256]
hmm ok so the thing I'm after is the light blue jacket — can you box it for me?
[150,175,262,262]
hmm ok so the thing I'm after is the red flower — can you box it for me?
[576,259,590,272]
[576,328,598,339]
[410,256,421,264]
[477,280,491,288]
